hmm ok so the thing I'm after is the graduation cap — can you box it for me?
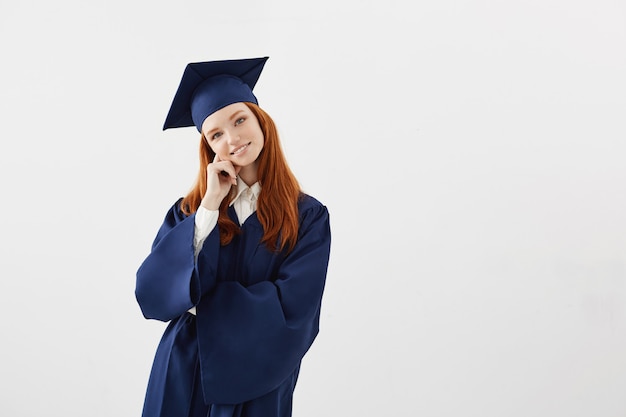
[163,56,269,132]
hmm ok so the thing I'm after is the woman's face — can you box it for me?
[201,102,265,174]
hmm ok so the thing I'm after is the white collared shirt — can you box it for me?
[231,177,261,227]
[189,178,261,315]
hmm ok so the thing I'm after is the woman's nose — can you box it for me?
[226,130,240,144]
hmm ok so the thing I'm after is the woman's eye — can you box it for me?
[235,117,245,126]
[212,132,223,140]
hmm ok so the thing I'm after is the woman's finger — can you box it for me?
[209,158,237,185]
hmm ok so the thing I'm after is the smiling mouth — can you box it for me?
[230,142,251,155]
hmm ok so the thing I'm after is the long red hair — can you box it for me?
[180,102,301,253]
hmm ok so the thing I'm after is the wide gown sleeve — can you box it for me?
[135,199,220,322]
[196,199,331,405]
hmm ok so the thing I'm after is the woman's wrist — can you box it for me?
[200,197,221,210]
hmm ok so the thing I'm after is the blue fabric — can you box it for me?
[140,313,198,417]
[162,57,268,132]
[190,75,258,132]
[136,194,331,416]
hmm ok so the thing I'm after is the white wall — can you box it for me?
[1,1,625,416]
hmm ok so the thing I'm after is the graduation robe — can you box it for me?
[135,194,331,417]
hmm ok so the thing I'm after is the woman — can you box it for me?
[135,57,332,417]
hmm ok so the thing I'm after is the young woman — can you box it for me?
[135,57,331,417]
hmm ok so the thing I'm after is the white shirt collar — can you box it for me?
[229,176,261,206]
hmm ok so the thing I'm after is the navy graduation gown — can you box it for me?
[135,194,331,417]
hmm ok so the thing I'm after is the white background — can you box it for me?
[1,1,625,416]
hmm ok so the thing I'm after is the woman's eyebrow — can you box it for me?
[229,110,246,120]
[204,126,219,136]
[204,110,247,135]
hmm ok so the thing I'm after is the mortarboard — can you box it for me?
[163,56,269,132]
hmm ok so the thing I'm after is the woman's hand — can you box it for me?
[200,154,240,210]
